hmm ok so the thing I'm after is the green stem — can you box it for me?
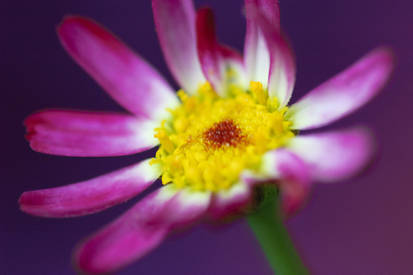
[247,186,308,275]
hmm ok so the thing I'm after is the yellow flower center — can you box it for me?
[151,82,294,192]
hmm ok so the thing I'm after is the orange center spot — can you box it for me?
[203,120,246,149]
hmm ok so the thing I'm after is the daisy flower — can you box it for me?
[19,0,393,274]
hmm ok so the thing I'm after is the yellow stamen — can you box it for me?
[152,81,294,192]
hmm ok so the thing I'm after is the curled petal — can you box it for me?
[75,186,210,274]
[152,0,205,94]
[262,149,311,216]
[288,48,394,130]
[58,16,178,120]
[25,110,158,157]
[208,182,253,220]
[287,128,374,182]
[19,159,160,217]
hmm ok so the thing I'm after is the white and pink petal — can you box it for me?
[244,0,295,105]
[244,0,281,85]
[288,48,394,130]
[75,185,211,274]
[25,110,158,157]
[58,16,178,121]
[287,128,374,182]
[19,159,160,218]
[152,0,205,94]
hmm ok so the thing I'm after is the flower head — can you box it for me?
[19,0,393,274]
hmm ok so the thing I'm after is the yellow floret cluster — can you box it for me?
[151,82,294,192]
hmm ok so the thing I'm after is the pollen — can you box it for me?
[151,81,294,192]
[203,120,247,149]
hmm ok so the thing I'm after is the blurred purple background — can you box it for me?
[2,0,412,274]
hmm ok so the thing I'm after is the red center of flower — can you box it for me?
[203,120,246,149]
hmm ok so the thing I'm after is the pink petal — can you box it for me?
[19,159,160,218]
[208,182,253,220]
[287,128,374,182]
[75,186,210,274]
[289,48,394,130]
[58,16,178,120]
[152,0,205,94]
[262,149,311,216]
[24,110,158,157]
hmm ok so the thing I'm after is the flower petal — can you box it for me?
[58,16,178,120]
[288,48,394,130]
[244,0,295,105]
[19,159,160,218]
[152,0,205,94]
[244,2,271,87]
[287,128,374,182]
[24,110,158,157]
[262,149,311,216]
[75,186,210,274]
[208,182,253,220]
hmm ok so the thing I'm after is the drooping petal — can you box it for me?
[262,149,311,215]
[19,160,160,218]
[208,182,253,219]
[75,186,210,274]
[244,0,295,105]
[288,48,394,130]
[58,16,178,120]
[24,110,158,157]
[287,128,374,182]
[152,0,205,94]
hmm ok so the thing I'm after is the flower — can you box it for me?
[19,0,393,274]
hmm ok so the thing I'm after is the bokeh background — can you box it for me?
[2,0,412,274]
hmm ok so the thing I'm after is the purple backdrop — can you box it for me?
[2,0,412,274]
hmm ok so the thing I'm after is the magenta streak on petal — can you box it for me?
[289,48,394,130]
[196,8,225,94]
[152,0,205,94]
[24,110,158,157]
[19,159,160,218]
[57,16,178,120]
[265,149,311,216]
[288,128,374,182]
[74,186,210,274]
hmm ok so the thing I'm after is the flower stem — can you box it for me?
[247,186,308,275]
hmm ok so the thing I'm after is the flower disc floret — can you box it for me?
[152,82,295,192]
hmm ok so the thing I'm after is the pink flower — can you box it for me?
[19,0,393,274]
